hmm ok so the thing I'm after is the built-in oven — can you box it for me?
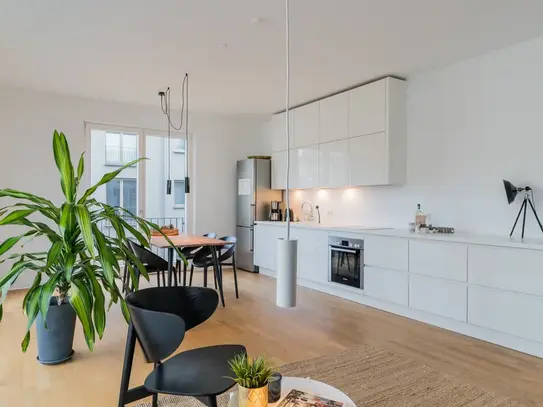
[329,236,364,289]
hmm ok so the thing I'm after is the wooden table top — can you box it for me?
[150,234,227,248]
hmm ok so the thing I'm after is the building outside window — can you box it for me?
[105,132,138,165]
[106,179,137,216]
[174,180,185,207]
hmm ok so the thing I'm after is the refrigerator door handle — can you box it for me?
[250,203,256,225]
[250,228,254,252]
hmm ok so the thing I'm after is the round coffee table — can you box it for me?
[228,376,355,407]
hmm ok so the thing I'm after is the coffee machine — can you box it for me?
[270,201,282,221]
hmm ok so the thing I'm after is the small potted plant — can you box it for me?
[228,354,274,407]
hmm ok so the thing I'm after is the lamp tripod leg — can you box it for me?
[527,199,543,233]
[521,197,528,239]
[510,199,526,237]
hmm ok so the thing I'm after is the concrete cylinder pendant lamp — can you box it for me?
[276,0,298,308]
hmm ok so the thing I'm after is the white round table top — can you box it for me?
[228,376,356,407]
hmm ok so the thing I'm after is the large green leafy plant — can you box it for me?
[0,130,180,352]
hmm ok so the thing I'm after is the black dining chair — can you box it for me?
[190,236,239,304]
[175,232,217,286]
[118,286,246,407]
[125,240,174,290]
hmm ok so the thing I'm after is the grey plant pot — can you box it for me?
[36,297,76,365]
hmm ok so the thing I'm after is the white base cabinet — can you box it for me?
[254,223,543,358]
[409,274,467,322]
[291,228,329,283]
[364,266,408,306]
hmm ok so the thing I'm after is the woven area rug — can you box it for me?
[134,344,525,407]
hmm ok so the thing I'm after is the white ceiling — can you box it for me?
[2,0,543,114]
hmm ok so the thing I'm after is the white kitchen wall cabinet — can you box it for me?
[319,92,349,143]
[292,145,319,189]
[270,111,294,152]
[364,266,408,306]
[271,151,287,190]
[270,76,406,189]
[348,132,388,186]
[318,140,349,188]
[254,225,284,271]
[349,79,386,137]
[291,228,329,283]
[294,102,319,148]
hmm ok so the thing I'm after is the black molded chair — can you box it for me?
[175,232,217,286]
[124,240,172,291]
[118,286,246,407]
[190,236,239,305]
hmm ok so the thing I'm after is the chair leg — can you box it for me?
[183,261,187,286]
[233,254,239,299]
[203,266,208,287]
[189,264,194,286]
[152,393,158,407]
[214,267,218,290]
[207,396,218,407]
[122,262,128,294]
[173,266,178,286]
[157,272,161,287]
[162,270,166,287]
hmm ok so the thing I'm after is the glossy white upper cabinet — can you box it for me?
[318,140,349,188]
[349,132,387,186]
[319,92,349,143]
[292,146,319,189]
[294,103,319,148]
[270,111,294,152]
[349,79,386,137]
[270,76,406,189]
[271,151,287,190]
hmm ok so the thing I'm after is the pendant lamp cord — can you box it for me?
[160,73,188,194]
[285,0,291,240]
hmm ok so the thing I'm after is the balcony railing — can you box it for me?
[105,146,137,165]
[98,216,185,259]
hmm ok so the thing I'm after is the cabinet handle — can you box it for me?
[250,228,254,252]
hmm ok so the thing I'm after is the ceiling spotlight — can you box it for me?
[251,17,264,24]
[220,43,228,49]
[503,179,543,239]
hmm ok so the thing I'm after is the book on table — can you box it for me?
[275,389,344,407]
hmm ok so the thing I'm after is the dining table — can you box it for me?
[149,234,228,306]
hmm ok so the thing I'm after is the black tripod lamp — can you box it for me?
[504,179,543,239]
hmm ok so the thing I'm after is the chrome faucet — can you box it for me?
[315,205,321,224]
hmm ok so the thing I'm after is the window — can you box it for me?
[105,132,138,165]
[174,180,185,207]
[173,139,185,153]
[106,179,137,215]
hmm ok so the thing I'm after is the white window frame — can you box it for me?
[104,132,138,166]
[85,121,192,232]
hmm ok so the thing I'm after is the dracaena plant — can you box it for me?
[0,130,182,352]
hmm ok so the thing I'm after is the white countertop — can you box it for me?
[254,221,543,250]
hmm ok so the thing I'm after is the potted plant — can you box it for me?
[228,354,274,407]
[0,130,182,364]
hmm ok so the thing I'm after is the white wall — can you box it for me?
[291,35,543,238]
[0,85,268,288]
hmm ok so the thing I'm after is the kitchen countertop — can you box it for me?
[254,221,543,251]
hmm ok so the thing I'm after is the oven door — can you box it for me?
[329,245,363,288]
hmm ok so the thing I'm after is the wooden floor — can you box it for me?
[1,271,543,407]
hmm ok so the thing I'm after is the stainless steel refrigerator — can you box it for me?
[236,159,282,272]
